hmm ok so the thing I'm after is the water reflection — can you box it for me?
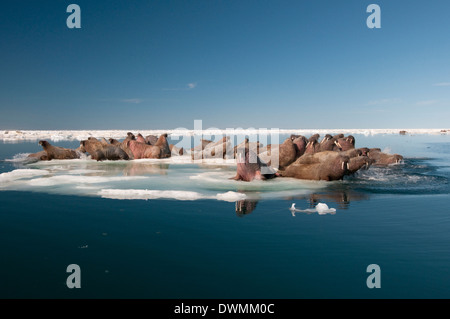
[235,199,258,217]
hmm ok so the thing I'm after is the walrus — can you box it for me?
[279,151,350,181]
[194,137,230,159]
[154,133,171,158]
[109,137,135,160]
[319,135,342,152]
[339,147,370,158]
[304,134,321,154]
[191,139,213,152]
[38,140,80,160]
[337,135,355,151]
[145,135,158,146]
[136,133,146,144]
[233,138,262,159]
[269,138,297,170]
[80,140,129,161]
[367,149,404,166]
[169,144,184,156]
[126,140,161,159]
[231,149,278,182]
[291,135,308,159]
[347,155,372,174]
[27,151,48,161]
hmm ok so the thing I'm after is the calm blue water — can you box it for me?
[1,133,450,298]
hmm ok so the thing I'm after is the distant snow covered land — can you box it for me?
[0,128,448,142]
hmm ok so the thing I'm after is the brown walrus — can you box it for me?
[347,155,372,174]
[136,133,146,144]
[154,134,171,158]
[304,134,321,154]
[231,149,278,182]
[279,151,350,181]
[38,140,80,160]
[337,135,355,151]
[80,140,129,161]
[291,135,308,159]
[27,151,48,161]
[367,149,404,166]
[169,144,184,156]
[109,136,135,160]
[126,140,161,159]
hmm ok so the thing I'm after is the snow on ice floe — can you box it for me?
[1,128,448,142]
[98,189,247,202]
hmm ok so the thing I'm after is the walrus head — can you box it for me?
[346,135,355,145]
[109,138,119,145]
[38,140,49,147]
[321,134,332,144]
[127,132,135,140]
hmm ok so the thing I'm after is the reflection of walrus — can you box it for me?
[235,199,258,216]
[38,140,80,160]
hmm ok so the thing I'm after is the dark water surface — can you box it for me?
[1,133,450,298]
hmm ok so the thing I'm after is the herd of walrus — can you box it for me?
[27,132,404,182]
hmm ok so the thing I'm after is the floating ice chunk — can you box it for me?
[289,202,336,215]
[216,191,247,202]
[315,203,336,215]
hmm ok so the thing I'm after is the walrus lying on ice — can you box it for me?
[38,140,80,160]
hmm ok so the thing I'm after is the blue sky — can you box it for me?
[0,0,449,130]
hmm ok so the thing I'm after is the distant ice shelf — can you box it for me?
[0,128,448,142]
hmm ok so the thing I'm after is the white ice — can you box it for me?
[1,128,448,142]
[289,202,336,216]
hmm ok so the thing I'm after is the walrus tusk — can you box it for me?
[346,162,349,170]
[334,141,342,149]
[306,141,311,148]
[341,162,345,170]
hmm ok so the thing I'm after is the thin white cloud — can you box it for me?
[161,82,198,91]
[416,100,439,106]
[433,82,450,87]
[366,98,402,106]
[122,98,143,104]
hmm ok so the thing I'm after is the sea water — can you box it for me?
[0,132,449,298]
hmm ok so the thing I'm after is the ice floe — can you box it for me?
[1,128,448,142]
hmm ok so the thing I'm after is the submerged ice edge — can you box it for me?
[1,128,449,142]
